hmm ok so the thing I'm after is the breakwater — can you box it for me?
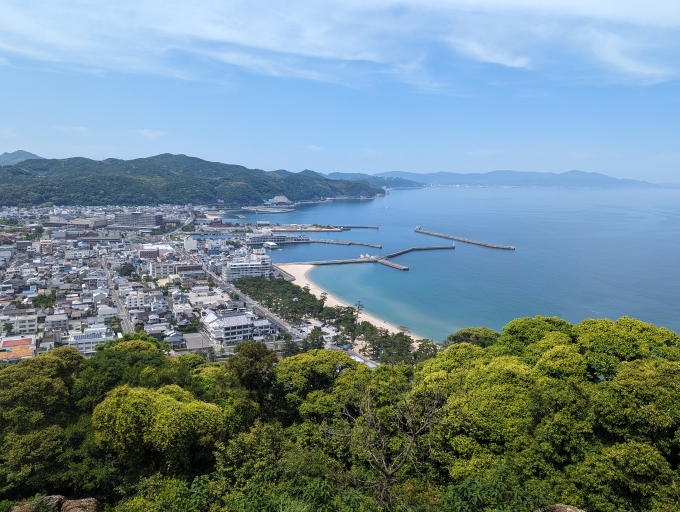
[311,238,383,249]
[414,226,515,250]
[278,258,377,266]
[377,259,409,271]
[336,225,379,230]
[384,245,455,259]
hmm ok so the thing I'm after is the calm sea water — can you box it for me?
[242,187,680,341]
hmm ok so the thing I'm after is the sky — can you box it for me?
[0,1,679,182]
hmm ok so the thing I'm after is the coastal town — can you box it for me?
[0,200,393,365]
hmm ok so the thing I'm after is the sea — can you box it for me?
[238,187,680,341]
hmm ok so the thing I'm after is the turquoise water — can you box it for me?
[246,187,680,340]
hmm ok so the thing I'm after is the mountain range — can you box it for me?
[0,154,383,207]
[0,150,44,166]
[0,150,668,207]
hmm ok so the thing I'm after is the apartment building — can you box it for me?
[114,212,163,227]
[0,314,38,335]
[149,261,176,278]
[222,253,273,281]
[125,292,146,309]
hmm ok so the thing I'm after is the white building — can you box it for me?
[222,252,273,282]
[67,325,117,356]
[149,261,176,278]
[203,312,276,346]
[125,292,146,309]
[245,230,309,245]
[97,305,118,319]
[44,314,69,331]
[0,314,38,335]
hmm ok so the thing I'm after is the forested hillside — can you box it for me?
[1,311,680,511]
[0,154,383,206]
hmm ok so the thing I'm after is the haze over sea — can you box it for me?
[246,187,680,341]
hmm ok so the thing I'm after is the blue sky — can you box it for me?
[0,1,679,182]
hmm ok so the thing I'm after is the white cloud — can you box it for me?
[306,144,323,151]
[137,129,168,140]
[0,1,677,86]
[586,30,673,82]
[451,40,530,68]
[0,128,16,138]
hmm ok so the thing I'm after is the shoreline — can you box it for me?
[276,263,423,340]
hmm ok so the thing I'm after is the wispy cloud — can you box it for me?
[451,40,530,69]
[0,128,16,138]
[306,144,323,151]
[587,30,673,83]
[0,1,678,86]
[137,129,168,140]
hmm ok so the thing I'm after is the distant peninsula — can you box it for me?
[0,153,383,207]
[373,170,661,188]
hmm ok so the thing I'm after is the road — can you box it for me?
[102,258,134,334]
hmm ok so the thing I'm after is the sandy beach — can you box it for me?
[276,263,422,339]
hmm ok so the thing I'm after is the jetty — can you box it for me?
[311,239,382,249]
[277,244,455,272]
[414,226,515,250]
[377,259,409,271]
[279,258,377,266]
[383,245,455,259]
[335,225,379,230]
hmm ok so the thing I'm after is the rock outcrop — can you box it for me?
[9,496,101,512]
[540,506,585,512]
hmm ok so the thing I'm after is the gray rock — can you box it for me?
[540,506,585,512]
[60,498,102,512]
[10,495,65,512]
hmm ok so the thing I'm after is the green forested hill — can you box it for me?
[1,312,680,511]
[0,154,384,206]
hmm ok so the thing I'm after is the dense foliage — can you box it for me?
[235,276,444,364]
[2,317,680,510]
[0,154,383,206]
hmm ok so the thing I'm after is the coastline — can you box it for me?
[276,263,422,340]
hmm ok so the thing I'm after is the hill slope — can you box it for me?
[377,170,658,188]
[325,172,423,188]
[0,150,44,165]
[0,154,384,206]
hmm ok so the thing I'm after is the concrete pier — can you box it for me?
[415,226,515,250]
[335,225,379,230]
[311,238,382,249]
[377,259,409,271]
[280,258,377,266]
[276,243,455,272]
[384,245,455,259]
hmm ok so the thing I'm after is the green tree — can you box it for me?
[444,327,500,348]
[92,385,226,475]
[301,327,325,352]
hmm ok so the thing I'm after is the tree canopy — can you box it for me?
[1,317,680,511]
